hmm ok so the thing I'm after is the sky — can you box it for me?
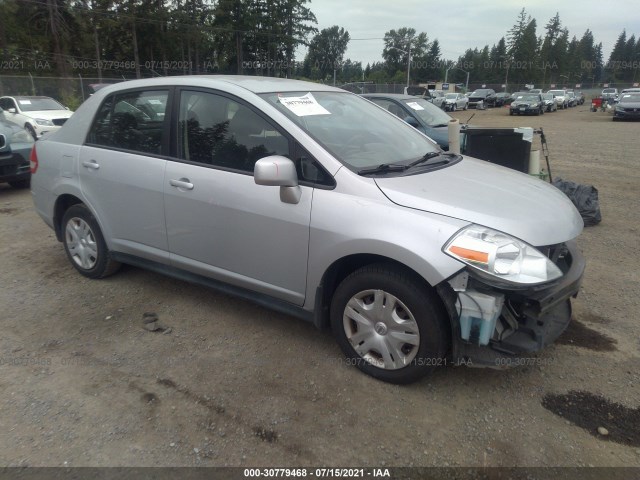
[298,0,640,65]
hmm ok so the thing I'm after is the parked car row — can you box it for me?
[0,96,73,139]
[0,110,34,188]
[0,95,74,188]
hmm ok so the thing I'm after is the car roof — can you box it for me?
[8,95,55,100]
[93,75,341,95]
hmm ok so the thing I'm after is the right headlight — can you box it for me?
[444,225,563,286]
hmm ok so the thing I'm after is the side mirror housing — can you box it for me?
[7,108,16,114]
[254,155,298,187]
[254,156,301,204]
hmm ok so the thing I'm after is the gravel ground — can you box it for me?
[0,103,639,469]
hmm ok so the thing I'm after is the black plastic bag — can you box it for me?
[552,178,602,226]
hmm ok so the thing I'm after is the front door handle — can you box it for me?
[82,160,100,170]
[170,178,194,190]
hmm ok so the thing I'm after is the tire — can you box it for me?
[464,104,468,110]
[451,104,456,112]
[509,110,514,116]
[61,204,121,279]
[540,108,544,115]
[9,178,30,189]
[330,263,449,384]
[25,124,37,140]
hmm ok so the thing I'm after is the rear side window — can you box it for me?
[87,90,169,155]
[177,90,289,173]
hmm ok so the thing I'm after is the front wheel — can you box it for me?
[61,204,121,279]
[330,264,449,384]
[25,124,37,140]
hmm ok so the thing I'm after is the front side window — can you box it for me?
[0,98,16,111]
[400,98,451,127]
[367,98,408,120]
[87,90,168,155]
[178,90,289,172]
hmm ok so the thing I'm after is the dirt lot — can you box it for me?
[0,103,639,470]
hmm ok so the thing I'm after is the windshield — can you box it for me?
[260,91,440,170]
[548,90,564,96]
[620,93,640,102]
[542,93,554,100]
[471,89,490,96]
[603,88,616,94]
[516,95,539,101]
[445,94,458,99]
[15,97,65,111]
[401,98,452,127]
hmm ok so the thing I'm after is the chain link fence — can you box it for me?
[2,75,638,108]
[0,75,132,109]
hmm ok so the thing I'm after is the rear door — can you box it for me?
[163,89,313,305]
[79,89,171,262]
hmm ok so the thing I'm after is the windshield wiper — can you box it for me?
[358,163,408,175]
[431,123,449,128]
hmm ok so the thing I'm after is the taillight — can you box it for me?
[30,145,38,174]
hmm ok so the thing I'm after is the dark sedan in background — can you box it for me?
[613,92,640,121]
[0,112,34,188]
[494,92,512,107]
[467,88,497,108]
[362,93,455,149]
[509,93,545,116]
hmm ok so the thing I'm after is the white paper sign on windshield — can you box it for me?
[19,100,32,105]
[278,93,330,117]
[406,101,424,111]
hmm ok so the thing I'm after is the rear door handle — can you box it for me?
[170,178,194,190]
[82,160,100,170]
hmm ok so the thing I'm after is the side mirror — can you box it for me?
[403,116,420,128]
[254,155,301,204]
[7,108,16,114]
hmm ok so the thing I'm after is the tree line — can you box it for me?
[0,2,638,89]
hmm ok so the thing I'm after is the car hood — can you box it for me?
[512,100,535,106]
[21,110,73,120]
[618,101,640,108]
[374,157,583,246]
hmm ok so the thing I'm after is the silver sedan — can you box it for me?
[444,93,469,111]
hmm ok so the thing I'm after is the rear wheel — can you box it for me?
[330,264,449,384]
[451,104,456,112]
[61,204,121,279]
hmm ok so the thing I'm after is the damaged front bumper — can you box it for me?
[437,240,585,368]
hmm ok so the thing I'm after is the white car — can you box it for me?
[547,90,568,109]
[443,93,469,111]
[0,96,74,139]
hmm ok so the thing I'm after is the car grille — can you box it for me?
[52,118,68,126]
[624,108,639,112]
[0,134,5,149]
